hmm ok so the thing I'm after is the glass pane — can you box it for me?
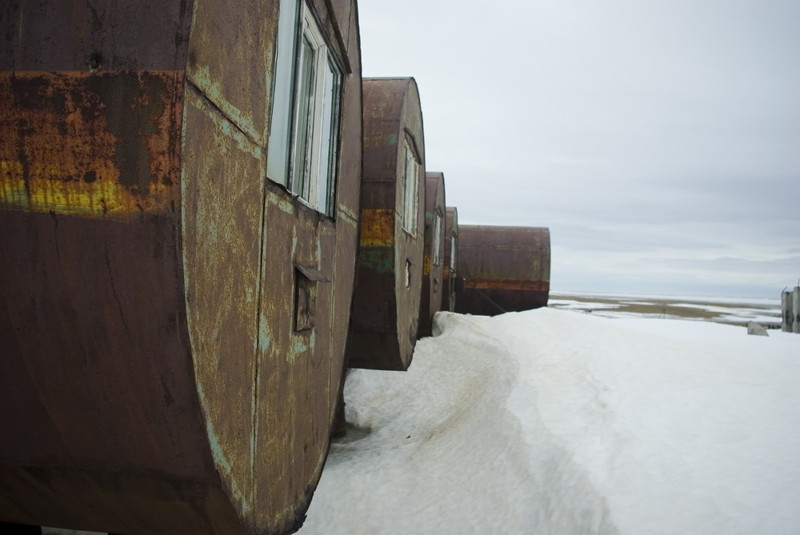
[317,59,339,214]
[433,214,442,265]
[402,147,411,230]
[267,0,300,186]
[402,143,418,234]
[292,34,316,200]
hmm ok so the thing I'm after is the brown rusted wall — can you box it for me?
[347,78,425,371]
[455,226,551,316]
[1,0,192,72]
[183,0,362,533]
[0,1,240,533]
[1,0,362,534]
[418,172,445,337]
[442,207,459,312]
[0,212,245,535]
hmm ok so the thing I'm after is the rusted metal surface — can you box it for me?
[1,71,183,217]
[454,226,551,316]
[441,206,459,312]
[347,78,425,371]
[418,172,446,338]
[1,1,362,534]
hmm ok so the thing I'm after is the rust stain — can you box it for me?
[423,255,431,275]
[0,71,182,217]
[359,208,394,247]
[362,132,397,149]
[466,278,550,292]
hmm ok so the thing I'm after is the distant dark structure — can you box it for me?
[455,226,551,316]
[418,172,446,337]
[782,286,800,333]
[346,78,426,371]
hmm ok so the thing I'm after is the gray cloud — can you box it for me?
[358,0,800,297]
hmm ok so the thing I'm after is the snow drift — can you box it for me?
[300,308,800,534]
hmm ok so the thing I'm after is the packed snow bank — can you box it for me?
[300,308,800,535]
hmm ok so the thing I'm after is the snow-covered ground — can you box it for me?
[300,308,800,534]
[549,293,782,326]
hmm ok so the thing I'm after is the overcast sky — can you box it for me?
[357,0,799,299]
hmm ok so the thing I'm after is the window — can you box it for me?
[267,0,342,216]
[432,211,443,265]
[401,138,419,234]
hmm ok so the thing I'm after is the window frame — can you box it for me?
[267,0,343,217]
[432,210,443,266]
[400,136,420,235]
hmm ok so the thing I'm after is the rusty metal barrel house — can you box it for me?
[455,226,551,316]
[441,206,459,313]
[346,78,426,371]
[0,0,362,534]
[417,172,446,338]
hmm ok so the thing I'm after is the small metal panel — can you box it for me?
[418,172,446,337]
[347,78,425,371]
[455,225,551,316]
[442,206,459,312]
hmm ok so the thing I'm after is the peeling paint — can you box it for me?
[267,189,294,214]
[195,382,251,515]
[186,67,261,144]
[363,132,397,148]
[0,71,182,218]
[423,255,432,276]
[359,208,394,247]
[186,80,263,160]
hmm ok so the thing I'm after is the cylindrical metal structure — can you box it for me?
[0,1,362,534]
[454,226,550,316]
[441,207,459,313]
[347,78,426,371]
[783,287,800,334]
[418,172,446,338]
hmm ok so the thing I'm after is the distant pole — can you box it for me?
[783,285,800,334]
[794,286,800,334]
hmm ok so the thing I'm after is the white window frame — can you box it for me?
[401,138,419,235]
[267,0,342,216]
[432,211,443,266]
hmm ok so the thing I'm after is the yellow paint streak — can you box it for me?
[359,208,394,247]
[423,255,432,276]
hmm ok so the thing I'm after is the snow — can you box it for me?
[300,308,800,535]
[552,291,782,307]
[548,294,782,326]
